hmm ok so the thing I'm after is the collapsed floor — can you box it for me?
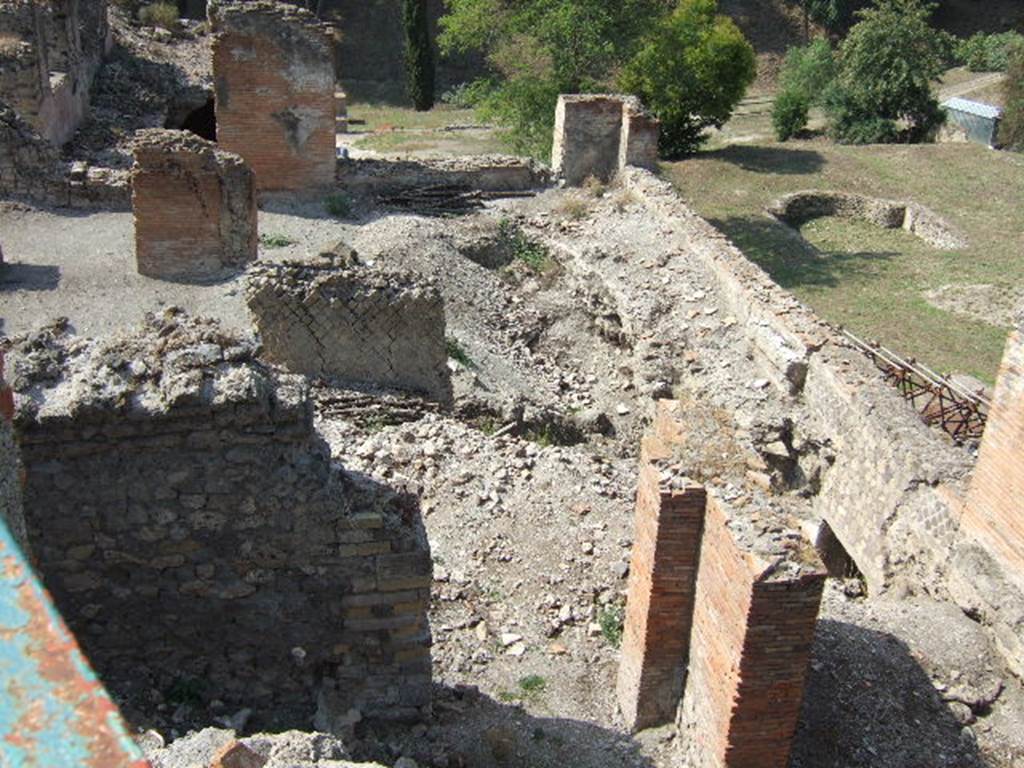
[3,177,1024,768]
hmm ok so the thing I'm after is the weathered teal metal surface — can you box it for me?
[0,518,150,767]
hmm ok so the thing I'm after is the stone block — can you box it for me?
[131,129,257,283]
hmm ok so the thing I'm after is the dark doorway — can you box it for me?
[165,96,216,142]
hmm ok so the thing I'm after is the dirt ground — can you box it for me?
[3,188,1023,768]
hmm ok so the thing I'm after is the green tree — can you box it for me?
[620,0,756,157]
[438,0,670,158]
[999,43,1024,150]
[772,39,837,140]
[403,0,435,111]
[826,0,947,143]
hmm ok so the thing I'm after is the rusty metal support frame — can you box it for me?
[0,518,150,767]
[842,329,989,442]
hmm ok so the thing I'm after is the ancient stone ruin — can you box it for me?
[246,254,452,405]
[10,312,432,727]
[552,94,660,185]
[767,190,968,250]
[616,400,826,766]
[131,129,257,282]
[0,0,110,146]
[208,0,337,191]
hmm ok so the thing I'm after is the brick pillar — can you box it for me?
[616,462,706,731]
[131,128,257,282]
[209,0,337,191]
[552,94,627,186]
[962,326,1024,585]
[679,495,825,768]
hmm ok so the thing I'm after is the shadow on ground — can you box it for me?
[703,144,826,175]
[0,263,61,291]
[791,619,987,768]
[363,683,655,768]
[710,215,894,289]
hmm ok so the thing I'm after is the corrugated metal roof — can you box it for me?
[942,97,1003,120]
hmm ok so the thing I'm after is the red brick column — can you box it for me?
[678,495,825,768]
[209,0,337,192]
[962,327,1024,583]
[616,407,706,731]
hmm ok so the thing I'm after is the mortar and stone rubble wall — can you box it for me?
[621,166,1024,677]
[132,128,257,282]
[247,257,452,405]
[208,0,337,191]
[10,313,432,725]
[552,95,660,186]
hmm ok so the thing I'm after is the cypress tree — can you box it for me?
[403,0,435,111]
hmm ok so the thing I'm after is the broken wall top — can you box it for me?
[208,0,335,68]
[649,399,825,583]
[246,253,442,306]
[9,311,307,426]
[131,127,249,172]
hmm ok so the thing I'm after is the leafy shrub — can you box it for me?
[137,2,179,31]
[620,0,756,157]
[825,0,947,144]
[324,193,353,219]
[773,89,811,141]
[956,32,1024,73]
[597,603,625,648]
[999,45,1024,151]
[497,219,554,273]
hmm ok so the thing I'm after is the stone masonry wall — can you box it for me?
[677,493,825,768]
[552,95,659,186]
[0,351,26,554]
[10,313,432,725]
[0,0,109,146]
[620,166,1024,677]
[247,256,452,405]
[209,0,336,191]
[132,129,257,282]
[962,326,1024,591]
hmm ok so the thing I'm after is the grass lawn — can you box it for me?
[344,102,506,156]
[665,141,1024,383]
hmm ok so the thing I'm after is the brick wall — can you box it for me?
[246,256,452,404]
[10,314,432,726]
[962,327,1024,591]
[678,495,825,768]
[209,0,336,191]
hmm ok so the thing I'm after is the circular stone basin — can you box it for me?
[766,190,967,251]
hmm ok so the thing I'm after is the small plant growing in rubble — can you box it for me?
[137,1,180,31]
[446,337,474,368]
[518,674,547,695]
[498,219,554,274]
[324,193,354,219]
[598,603,625,648]
[259,233,295,249]
[555,195,591,221]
